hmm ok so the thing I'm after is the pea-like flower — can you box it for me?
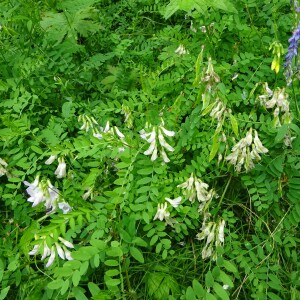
[153,203,170,221]
[140,119,175,163]
[165,196,182,208]
[29,235,74,268]
[55,157,67,178]
[225,128,268,172]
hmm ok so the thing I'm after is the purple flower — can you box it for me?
[284,26,300,84]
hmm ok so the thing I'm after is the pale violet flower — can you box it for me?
[55,157,67,178]
[153,203,170,221]
[24,177,60,213]
[58,202,72,214]
[45,155,57,165]
[24,177,46,207]
[165,196,182,208]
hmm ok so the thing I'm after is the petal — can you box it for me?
[160,126,175,137]
[29,244,40,256]
[55,242,65,259]
[45,247,56,268]
[58,237,74,249]
[45,155,57,165]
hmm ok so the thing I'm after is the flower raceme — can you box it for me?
[225,128,268,172]
[23,176,71,214]
[196,218,226,260]
[177,173,217,213]
[140,120,175,163]
[29,235,74,268]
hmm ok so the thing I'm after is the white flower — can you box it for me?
[58,202,72,214]
[165,196,182,208]
[144,140,157,156]
[41,242,51,260]
[223,285,229,290]
[217,220,225,243]
[160,127,175,137]
[64,247,73,260]
[153,203,170,221]
[93,131,103,139]
[29,244,40,256]
[161,148,170,163]
[55,157,67,178]
[175,44,189,55]
[58,237,74,249]
[55,242,65,259]
[45,246,56,268]
[253,130,268,154]
[24,177,46,207]
[0,158,8,167]
[45,155,57,165]
[141,120,175,163]
[114,126,125,138]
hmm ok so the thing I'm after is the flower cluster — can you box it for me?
[140,119,175,163]
[45,156,67,179]
[153,197,182,225]
[24,176,71,214]
[78,114,98,132]
[225,128,268,172]
[196,217,225,260]
[202,57,220,87]
[29,235,74,268]
[175,44,189,55]
[177,173,218,213]
[258,86,292,127]
[284,25,300,85]
[92,120,125,141]
[0,158,8,177]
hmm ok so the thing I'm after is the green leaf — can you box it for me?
[72,270,81,287]
[88,282,101,297]
[192,279,205,297]
[209,135,220,162]
[0,286,10,300]
[223,260,238,273]
[105,278,121,287]
[47,279,64,290]
[72,287,89,300]
[205,271,214,288]
[213,282,229,300]
[186,286,196,300]
[130,247,144,263]
[230,114,239,137]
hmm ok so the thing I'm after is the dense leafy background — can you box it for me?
[1,0,300,299]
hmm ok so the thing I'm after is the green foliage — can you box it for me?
[0,0,300,299]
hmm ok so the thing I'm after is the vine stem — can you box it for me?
[217,174,232,207]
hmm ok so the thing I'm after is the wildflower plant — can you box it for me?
[1,1,300,300]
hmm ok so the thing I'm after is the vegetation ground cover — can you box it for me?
[1,0,300,299]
